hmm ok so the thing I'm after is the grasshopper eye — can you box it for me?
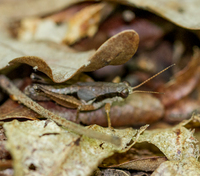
[120,88,129,98]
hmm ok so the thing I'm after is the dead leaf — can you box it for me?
[18,2,115,44]
[0,126,9,161]
[0,99,40,121]
[0,160,12,171]
[79,93,164,127]
[3,120,147,176]
[159,48,200,106]
[0,93,163,127]
[63,2,115,44]
[120,0,200,29]
[0,0,79,21]
[73,16,165,51]
[164,98,200,123]
[137,119,199,161]
[94,169,131,176]
[107,156,167,172]
[18,17,68,43]
[0,30,139,83]
[152,157,200,176]
[100,147,167,172]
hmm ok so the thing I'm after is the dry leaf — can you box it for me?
[0,30,139,83]
[0,93,163,127]
[0,0,81,37]
[0,99,40,121]
[152,157,200,176]
[137,117,199,161]
[3,120,147,176]
[79,93,164,127]
[164,98,200,123]
[94,169,131,176]
[101,147,167,172]
[63,2,115,44]
[0,0,79,21]
[2,0,200,31]
[159,48,200,106]
[120,0,200,29]
[18,2,115,44]
[107,156,167,172]
[18,18,68,43]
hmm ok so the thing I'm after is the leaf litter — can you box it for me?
[1,0,200,175]
[3,120,148,176]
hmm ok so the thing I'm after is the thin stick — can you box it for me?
[0,75,121,146]
[132,64,175,90]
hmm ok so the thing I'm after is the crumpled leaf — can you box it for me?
[0,30,139,83]
[3,120,147,176]
[152,157,200,176]
[138,115,200,175]
[137,119,199,161]
[121,0,200,29]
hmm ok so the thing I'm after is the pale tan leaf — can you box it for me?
[3,120,148,176]
[137,117,199,161]
[18,2,115,44]
[19,18,68,43]
[0,0,80,21]
[120,0,200,29]
[0,30,139,83]
[152,157,200,176]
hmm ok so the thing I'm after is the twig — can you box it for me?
[0,75,121,146]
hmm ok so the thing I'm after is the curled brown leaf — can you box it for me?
[159,48,200,106]
[79,93,164,127]
[0,30,139,83]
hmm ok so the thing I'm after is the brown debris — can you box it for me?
[159,49,200,107]
[164,98,200,123]
[0,99,40,121]
[63,2,115,44]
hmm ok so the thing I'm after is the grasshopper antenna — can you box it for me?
[131,64,175,91]
[132,90,164,94]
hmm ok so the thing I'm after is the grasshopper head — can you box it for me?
[120,81,133,98]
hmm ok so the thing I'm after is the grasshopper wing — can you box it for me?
[77,88,97,102]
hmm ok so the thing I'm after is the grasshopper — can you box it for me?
[25,64,174,128]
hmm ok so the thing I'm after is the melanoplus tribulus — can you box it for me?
[25,64,174,128]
